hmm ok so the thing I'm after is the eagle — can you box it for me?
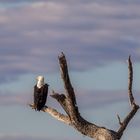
[34,76,49,111]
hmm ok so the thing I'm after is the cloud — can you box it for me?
[0,1,140,83]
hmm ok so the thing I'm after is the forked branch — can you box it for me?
[30,53,139,140]
[117,56,139,139]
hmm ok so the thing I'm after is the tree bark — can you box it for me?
[30,53,139,140]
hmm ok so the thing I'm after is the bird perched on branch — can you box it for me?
[34,76,49,111]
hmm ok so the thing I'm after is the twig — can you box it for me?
[117,114,122,126]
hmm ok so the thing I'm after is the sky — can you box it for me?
[0,0,140,140]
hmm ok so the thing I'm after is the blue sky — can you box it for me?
[0,0,140,140]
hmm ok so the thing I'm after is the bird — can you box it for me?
[34,75,49,111]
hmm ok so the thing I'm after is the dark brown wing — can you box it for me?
[34,85,39,109]
[42,84,49,106]
[34,84,49,111]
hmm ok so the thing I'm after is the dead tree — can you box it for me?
[30,53,139,140]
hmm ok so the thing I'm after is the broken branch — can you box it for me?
[58,52,77,106]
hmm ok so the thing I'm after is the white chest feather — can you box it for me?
[36,76,44,88]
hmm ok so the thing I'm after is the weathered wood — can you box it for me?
[29,104,71,125]
[30,53,139,140]
[117,56,139,139]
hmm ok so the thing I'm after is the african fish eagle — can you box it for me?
[34,76,49,111]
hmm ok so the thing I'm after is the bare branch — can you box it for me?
[29,104,71,125]
[117,114,122,126]
[51,91,80,123]
[42,106,71,125]
[128,55,135,106]
[117,104,139,138]
[51,92,66,104]
[29,104,35,109]
[58,52,77,106]
[117,56,139,139]
[50,92,70,117]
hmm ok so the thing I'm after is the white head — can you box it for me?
[36,75,44,88]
